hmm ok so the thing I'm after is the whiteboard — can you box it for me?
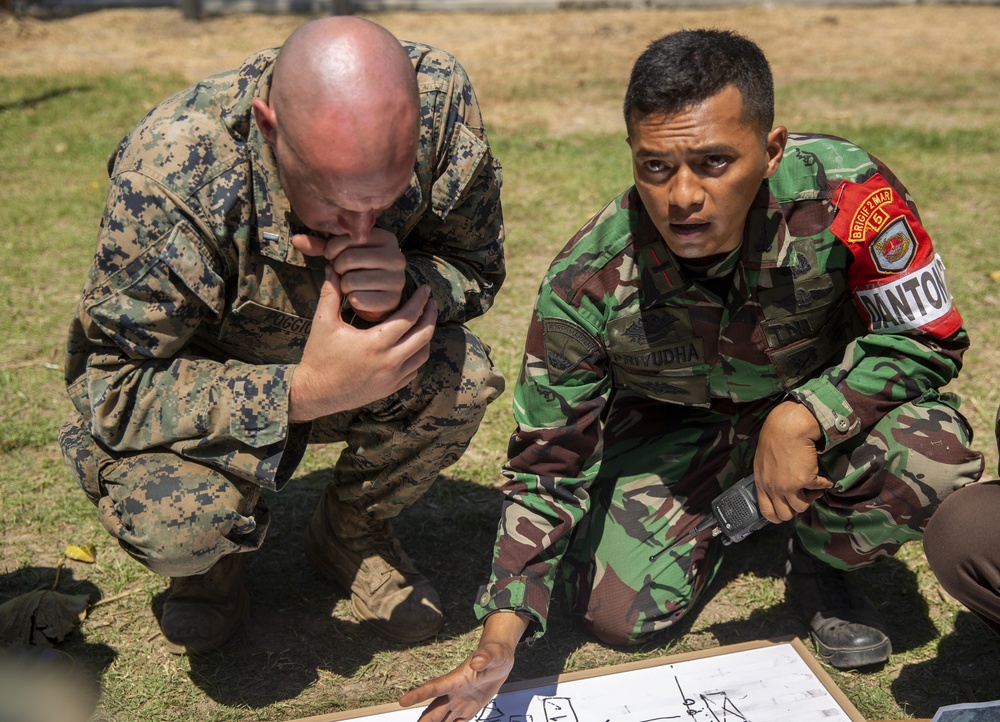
[294,638,865,722]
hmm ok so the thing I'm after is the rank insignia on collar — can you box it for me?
[869,217,917,274]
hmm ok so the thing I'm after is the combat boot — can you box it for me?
[159,554,249,655]
[304,485,443,642]
[785,537,891,669]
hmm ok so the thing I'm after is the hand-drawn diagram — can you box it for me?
[674,677,750,722]
[319,642,863,722]
[473,677,753,722]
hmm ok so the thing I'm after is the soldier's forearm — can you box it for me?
[481,610,531,649]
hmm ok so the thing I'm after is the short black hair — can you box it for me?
[623,29,774,139]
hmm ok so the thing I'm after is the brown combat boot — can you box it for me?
[304,485,443,642]
[159,554,250,655]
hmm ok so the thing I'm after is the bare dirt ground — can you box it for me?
[3,4,1000,134]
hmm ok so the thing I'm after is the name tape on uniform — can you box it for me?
[855,253,953,334]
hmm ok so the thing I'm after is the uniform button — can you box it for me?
[834,415,850,432]
[362,481,373,491]
[479,592,492,606]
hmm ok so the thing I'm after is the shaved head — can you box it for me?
[271,17,419,144]
[253,17,420,227]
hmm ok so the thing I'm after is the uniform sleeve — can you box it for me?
[789,170,968,452]
[473,279,609,638]
[65,170,307,490]
[403,57,505,324]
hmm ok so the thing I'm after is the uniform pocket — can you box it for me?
[85,222,224,359]
[430,123,489,220]
[217,299,310,364]
[767,298,864,388]
[610,364,711,406]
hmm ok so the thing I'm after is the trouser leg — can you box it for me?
[798,399,983,569]
[924,479,1000,636]
[562,396,982,647]
[309,323,504,517]
[302,323,503,641]
[783,398,981,669]
[564,399,769,646]
[59,416,269,578]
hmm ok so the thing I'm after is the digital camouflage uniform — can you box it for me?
[474,133,983,646]
[59,42,505,578]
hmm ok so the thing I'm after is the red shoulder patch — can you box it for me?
[831,176,899,245]
[830,174,962,339]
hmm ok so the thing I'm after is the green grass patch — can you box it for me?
[3,62,1000,722]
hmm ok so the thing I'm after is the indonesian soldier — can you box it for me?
[401,29,983,720]
[58,17,505,652]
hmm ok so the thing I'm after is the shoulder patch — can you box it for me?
[869,217,917,274]
[830,173,962,339]
[542,318,600,383]
[833,181,897,244]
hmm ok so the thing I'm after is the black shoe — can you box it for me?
[785,538,891,669]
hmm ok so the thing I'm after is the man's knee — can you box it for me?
[581,594,691,647]
[574,566,695,647]
[925,480,1000,594]
[824,402,982,512]
[804,402,984,568]
[584,616,642,647]
[880,402,983,495]
[414,324,505,423]
[61,436,268,577]
[111,463,264,575]
[873,402,984,534]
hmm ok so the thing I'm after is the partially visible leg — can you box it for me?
[924,480,1000,637]
[306,324,504,641]
[788,399,983,668]
[59,416,268,652]
[310,323,505,514]
[935,354,1000,616]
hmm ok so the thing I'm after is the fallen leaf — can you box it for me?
[989,270,1000,283]
[63,544,95,564]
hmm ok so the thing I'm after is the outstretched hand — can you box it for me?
[753,400,833,523]
[400,613,528,722]
[288,266,436,422]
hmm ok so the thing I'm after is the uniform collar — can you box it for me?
[741,179,788,269]
[249,129,309,266]
[247,83,311,268]
[632,179,788,298]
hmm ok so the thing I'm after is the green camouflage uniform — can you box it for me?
[474,133,983,646]
[58,42,505,577]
